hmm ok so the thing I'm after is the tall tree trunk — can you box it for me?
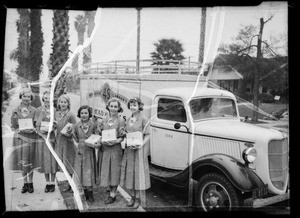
[83,11,95,69]
[252,18,264,122]
[73,15,87,73]
[29,9,44,108]
[136,8,141,74]
[49,10,70,108]
[16,9,30,80]
[198,7,206,64]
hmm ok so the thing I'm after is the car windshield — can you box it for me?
[189,97,237,120]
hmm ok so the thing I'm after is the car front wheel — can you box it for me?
[195,173,243,211]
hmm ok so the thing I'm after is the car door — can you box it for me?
[150,96,190,170]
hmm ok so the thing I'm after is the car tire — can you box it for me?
[195,173,243,211]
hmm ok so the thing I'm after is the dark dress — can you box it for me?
[73,119,99,187]
[9,104,37,173]
[120,113,151,190]
[54,110,77,175]
[34,106,58,174]
[98,117,125,187]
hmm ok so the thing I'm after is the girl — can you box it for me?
[9,88,37,193]
[99,98,125,204]
[72,105,100,203]
[120,97,150,209]
[55,94,77,192]
[35,90,58,193]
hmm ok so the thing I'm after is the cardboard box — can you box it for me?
[18,118,34,130]
[40,121,50,132]
[85,134,102,148]
[126,131,143,148]
[101,129,117,142]
[60,122,73,134]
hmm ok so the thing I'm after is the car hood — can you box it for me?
[193,119,284,143]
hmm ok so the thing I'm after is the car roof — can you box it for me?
[154,86,236,102]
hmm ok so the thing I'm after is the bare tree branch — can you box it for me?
[263,14,274,24]
[261,41,281,57]
[248,34,259,48]
[235,44,257,55]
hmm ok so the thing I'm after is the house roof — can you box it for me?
[154,86,236,103]
[209,65,243,80]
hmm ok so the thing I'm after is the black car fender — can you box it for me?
[190,153,264,192]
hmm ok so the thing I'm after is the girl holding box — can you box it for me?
[35,90,58,193]
[72,105,101,203]
[120,97,151,209]
[99,98,125,204]
[55,94,77,192]
[9,88,37,193]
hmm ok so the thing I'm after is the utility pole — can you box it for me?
[198,7,206,65]
[136,8,141,74]
[253,17,264,122]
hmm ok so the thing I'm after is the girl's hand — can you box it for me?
[120,127,126,136]
[52,121,57,129]
[93,141,101,148]
[66,125,73,133]
[128,144,140,150]
[20,128,35,133]
[63,131,72,137]
[39,129,47,134]
[101,139,120,146]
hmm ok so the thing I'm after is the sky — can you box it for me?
[3,2,287,79]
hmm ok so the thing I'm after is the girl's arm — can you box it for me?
[64,113,76,137]
[142,134,150,146]
[72,124,79,143]
[10,110,19,131]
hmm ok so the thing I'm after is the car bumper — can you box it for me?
[244,190,290,208]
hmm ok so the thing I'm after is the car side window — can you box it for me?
[157,98,187,122]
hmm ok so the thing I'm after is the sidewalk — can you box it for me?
[3,168,67,212]
[2,92,68,212]
[2,130,67,212]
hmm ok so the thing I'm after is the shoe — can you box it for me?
[28,183,34,193]
[133,198,140,209]
[104,193,110,203]
[84,189,89,201]
[127,196,135,207]
[44,184,50,193]
[105,196,116,204]
[21,183,28,193]
[49,184,55,192]
[87,190,94,203]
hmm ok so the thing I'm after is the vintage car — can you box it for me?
[79,60,289,211]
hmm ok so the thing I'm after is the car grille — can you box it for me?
[268,138,289,191]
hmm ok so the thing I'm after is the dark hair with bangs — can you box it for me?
[127,97,144,111]
[77,105,93,118]
[106,98,123,113]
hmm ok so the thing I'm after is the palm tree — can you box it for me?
[72,14,87,71]
[49,10,70,108]
[83,11,96,66]
[10,9,30,80]
[29,9,44,107]
[151,38,185,65]
[136,8,141,74]
[198,7,206,64]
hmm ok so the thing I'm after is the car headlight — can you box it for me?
[242,147,257,163]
